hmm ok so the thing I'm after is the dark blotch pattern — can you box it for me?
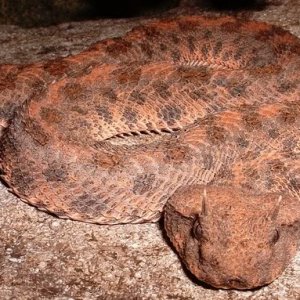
[159,105,182,125]
[43,58,70,77]
[140,42,154,59]
[30,79,47,100]
[288,178,300,192]
[0,66,19,91]
[133,173,156,195]
[154,82,172,99]
[267,159,286,174]
[233,46,244,61]
[188,88,208,101]
[164,145,188,163]
[160,43,168,51]
[101,87,118,103]
[114,66,141,85]
[40,107,63,124]
[105,38,132,58]
[96,106,113,123]
[243,111,262,130]
[171,51,181,62]
[142,26,161,38]
[71,193,107,216]
[216,164,235,181]
[268,128,280,139]
[254,26,287,42]
[62,82,87,102]
[206,125,227,144]
[279,104,298,125]
[221,20,241,33]
[11,168,35,196]
[129,90,147,105]
[177,66,211,83]
[178,19,198,31]
[201,44,209,57]
[203,29,213,39]
[228,83,248,97]
[24,118,50,145]
[202,152,214,170]
[236,136,249,148]
[170,33,180,44]
[43,165,67,182]
[213,40,223,56]
[123,107,137,123]
[277,81,297,94]
[187,35,196,53]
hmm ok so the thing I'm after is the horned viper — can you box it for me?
[0,16,299,289]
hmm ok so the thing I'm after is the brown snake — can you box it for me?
[0,16,299,289]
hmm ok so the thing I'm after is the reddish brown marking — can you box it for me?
[105,38,132,57]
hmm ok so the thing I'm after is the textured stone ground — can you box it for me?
[0,1,300,299]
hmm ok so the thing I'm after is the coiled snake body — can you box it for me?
[0,16,299,289]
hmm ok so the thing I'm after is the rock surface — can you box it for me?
[0,1,300,299]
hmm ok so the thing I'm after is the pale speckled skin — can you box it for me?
[0,16,299,289]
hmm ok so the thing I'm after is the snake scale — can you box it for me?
[0,16,299,289]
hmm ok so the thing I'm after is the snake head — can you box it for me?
[164,185,300,289]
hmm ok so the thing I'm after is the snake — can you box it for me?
[0,16,299,289]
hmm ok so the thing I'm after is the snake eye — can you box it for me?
[192,219,202,240]
[271,229,280,244]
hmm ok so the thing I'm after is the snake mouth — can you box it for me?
[226,277,247,288]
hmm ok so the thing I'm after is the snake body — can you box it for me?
[0,16,299,289]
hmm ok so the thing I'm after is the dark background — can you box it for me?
[0,0,269,27]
